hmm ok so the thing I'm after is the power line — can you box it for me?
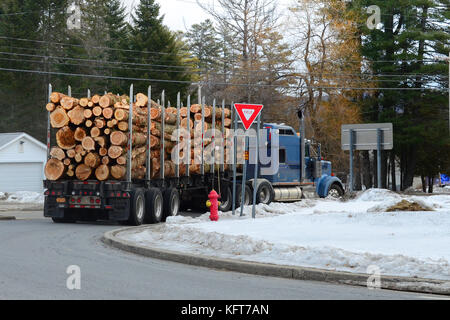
[0,50,447,79]
[1,35,448,67]
[0,66,446,92]
[2,55,447,84]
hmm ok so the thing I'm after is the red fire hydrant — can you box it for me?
[207,190,220,221]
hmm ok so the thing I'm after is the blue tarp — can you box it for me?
[441,174,450,185]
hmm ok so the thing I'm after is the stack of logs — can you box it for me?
[44,91,234,182]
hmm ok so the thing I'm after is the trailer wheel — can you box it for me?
[219,186,232,212]
[236,184,252,207]
[256,181,275,205]
[145,188,163,224]
[128,189,146,226]
[162,188,180,222]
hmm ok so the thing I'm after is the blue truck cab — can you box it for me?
[245,123,345,202]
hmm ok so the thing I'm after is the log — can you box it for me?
[132,167,146,180]
[94,118,106,129]
[99,94,119,108]
[118,121,128,132]
[93,106,103,117]
[67,168,75,178]
[95,164,110,181]
[103,107,114,119]
[136,93,148,107]
[117,156,127,166]
[82,136,95,151]
[50,107,70,128]
[66,149,76,159]
[181,118,194,130]
[102,156,110,165]
[91,95,101,104]
[84,108,93,119]
[75,164,92,181]
[63,158,71,166]
[166,107,177,115]
[45,159,65,181]
[79,98,90,108]
[190,104,201,113]
[50,92,65,104]
[110,131,128,146]
[95,136,107,148]
[180,107,188,118]
[74,153,83,163]
[114,109,128,121]
[46,103,56,112]
[50,147,66,161]
[85,120,93,128]
[111,165,126,180]
[90,127,101,138]
[60,97,79,110]
[56,126,76,150]
[108,146,126,159]
[99,147,108,157]
[75,145,84,154]
[68,106,85,125]
[150,108,161,121]
[104,128,111,135]
[84,152,100,168]
[88,101,94,108]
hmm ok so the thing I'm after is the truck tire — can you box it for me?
[219,186,232,212]
[256,181,275,205]
[128,189,146,226]
[145,188,163,224]
[236,184,252,207]
[328,183,344,199]
[162,188,180,222]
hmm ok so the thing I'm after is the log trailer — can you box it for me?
[43,84,344,225]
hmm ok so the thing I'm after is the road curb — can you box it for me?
[103,226,450,296]
[0,216,16,221]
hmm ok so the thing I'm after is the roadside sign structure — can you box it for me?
[233,104,264,219]
[342,123,393,192]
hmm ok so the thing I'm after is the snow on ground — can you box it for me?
[120,189,450,281]
[0,191,44,204]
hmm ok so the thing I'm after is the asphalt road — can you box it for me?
[0,218,446,300]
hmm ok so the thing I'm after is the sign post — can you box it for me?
[234,104,264,218]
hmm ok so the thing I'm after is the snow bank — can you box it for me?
[120,189,450,281]
[0,191,45,204]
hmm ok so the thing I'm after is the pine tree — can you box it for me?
[129,0,193,100]
[0,0,71,141]
[350,0,450,190]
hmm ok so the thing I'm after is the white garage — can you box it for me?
[0,133,47,193]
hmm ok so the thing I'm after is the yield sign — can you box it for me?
[234,104,264,131]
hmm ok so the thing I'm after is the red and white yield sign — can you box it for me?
[234,104,264,131]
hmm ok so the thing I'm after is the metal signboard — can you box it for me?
[342,123,393,151]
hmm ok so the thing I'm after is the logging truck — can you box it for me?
[43,84,343,225]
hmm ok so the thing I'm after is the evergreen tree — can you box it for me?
[129,0,193,100]
[0,0,71,141]
[349,0,450,190]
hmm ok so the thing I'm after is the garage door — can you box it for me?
[0,162,44,193]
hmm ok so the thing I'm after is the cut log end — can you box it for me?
[75,164,92,181]
[45,159,65,181]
